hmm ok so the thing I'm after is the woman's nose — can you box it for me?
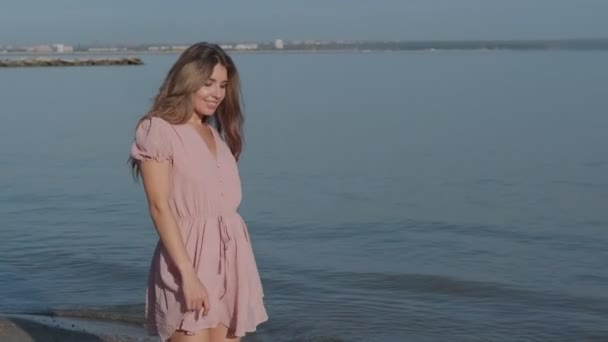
[213,85,222,97]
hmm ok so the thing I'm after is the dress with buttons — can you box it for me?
[130,117,268,340]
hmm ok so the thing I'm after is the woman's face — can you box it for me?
[193,63,228,117]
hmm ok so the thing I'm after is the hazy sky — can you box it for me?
[2,0,608,45]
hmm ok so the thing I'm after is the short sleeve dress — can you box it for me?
[130,117,268,340]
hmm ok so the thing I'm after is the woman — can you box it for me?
[129,42,268,342]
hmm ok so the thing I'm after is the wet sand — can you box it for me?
[0,314,154,342]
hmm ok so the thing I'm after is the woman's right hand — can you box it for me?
[181,271,210,317]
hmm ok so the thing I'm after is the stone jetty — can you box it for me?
[0,57,144,68]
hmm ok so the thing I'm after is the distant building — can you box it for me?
[52,44,73,53]
[274,39,284,49]
[234,43,258,50]
[28,45,53,53]
[220,44,234,50]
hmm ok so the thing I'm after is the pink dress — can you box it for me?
[130,117,268,341]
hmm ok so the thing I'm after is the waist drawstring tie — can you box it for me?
[218,215,231,299]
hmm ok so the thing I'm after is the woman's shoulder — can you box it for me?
[131,116,178,161]
[135,116,180,141]
[136,116,174,131]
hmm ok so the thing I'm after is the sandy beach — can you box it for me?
[0,315,154,342]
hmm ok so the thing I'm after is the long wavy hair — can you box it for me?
[130,42,244,178]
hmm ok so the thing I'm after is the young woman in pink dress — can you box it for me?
[129,42,268,342]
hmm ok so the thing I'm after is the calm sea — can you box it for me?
[1,51,607,341]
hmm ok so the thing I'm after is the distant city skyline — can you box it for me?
[4,38,608,56]
[1,0,608,45]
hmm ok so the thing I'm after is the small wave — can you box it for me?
[292,268,608,317]
[417,219,607,252]
[581,160,608,168]
[551,180,608,189]
[24,304,145,325]
[443,178,515,188]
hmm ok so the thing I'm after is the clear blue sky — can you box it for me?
[2,0,608,45]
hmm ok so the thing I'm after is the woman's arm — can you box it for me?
[140,160,193,275]
[139,160,210,315]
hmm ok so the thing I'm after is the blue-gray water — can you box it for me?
[1,51,607,341]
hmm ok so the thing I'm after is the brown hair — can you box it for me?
[130,42,244,177]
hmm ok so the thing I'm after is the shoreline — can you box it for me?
[0,314,153,342]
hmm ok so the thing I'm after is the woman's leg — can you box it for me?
[168,325,242,342]
[207,325,241,342]
[170,329,211,342]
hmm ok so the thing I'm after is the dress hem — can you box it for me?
[152,313,269,341]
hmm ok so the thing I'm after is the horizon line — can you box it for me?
[3,36,608,47]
